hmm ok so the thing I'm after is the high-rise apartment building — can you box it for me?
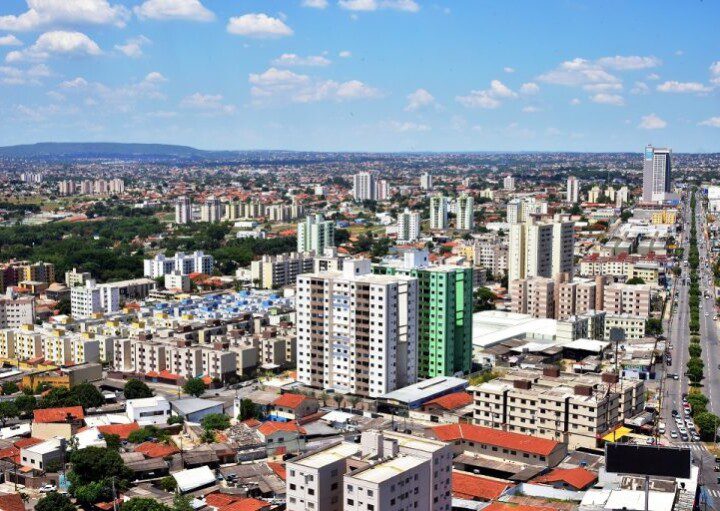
[508,218,574,282]
[429,194,448,230]
[456,194,474,231]
[642,145,672,203]
[376,179,390,201]
[397,208,421,243]
[507,197,547,224]
[175,196,192,224]
[0,295,35,328]
[375,251,473,378]
[295,260,418,397]
[251,253,315,290]
[566,176,580,203]
[200,196,223,223]
[297,214,335,255]
[420,172,433,190]
[143,251,214,278]
[353,172,376,201]
[503,175,515,190]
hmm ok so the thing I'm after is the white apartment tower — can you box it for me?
[456,194,474,231]
[397,209,421,243]
[429,194,448,230]
[353,172,377,201]
[642,145,672,203]
[200,196,223,223]
[566,176,580,203]
[509,218,574,282]
[297,214,335,255]
[295,260,418,398]
[503,175,515,190]
[175,196,192,224]
[376,179,390,201]
[420,172,433,190]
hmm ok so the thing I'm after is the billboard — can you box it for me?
[605,443,691,478]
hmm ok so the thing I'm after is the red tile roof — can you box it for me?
[267,461,286,481]
[242,418,261,428]
[135,441,180,459]
[205,493,241,508]
[484,503,556,511]
[422,392,473,411]
[33,406,85,423]
[533,467,597,490]
[257,421,305,436]
[431,424,560,456]
[220,499,269,511]
[0,493,26,511]
[98,422,141,440]
[271,393,309,409]
[452,470,514,501]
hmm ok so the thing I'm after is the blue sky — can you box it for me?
[0,0,719,152]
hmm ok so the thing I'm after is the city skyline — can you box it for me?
[0,0,719,152]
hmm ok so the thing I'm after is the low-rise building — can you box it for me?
[126,396,172,425]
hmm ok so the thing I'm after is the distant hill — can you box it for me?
[0,142,232,160]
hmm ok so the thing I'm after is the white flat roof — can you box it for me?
[295,442,360,469]
[564,338,611,353]
[351,455,425,484]
[173,466,215,492]
[127,396,169,408]
[380,376,467,404]
[25,438,63,455]
[473,311,557,348]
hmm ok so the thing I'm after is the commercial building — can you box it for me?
[296,259,418,397]
[642,145,672,203]
[456,193,474,231]
[175,196,192,224]
[297,214,335,255]
[286,430,452,511]
[468,367,645,449]
[143,251,214,278]
[508,217,574,281]
[251,252,315,290]
[352,172,376,201]
[375,251,473,378]
[396,208,421,243]
[566,176,580,203]
[430,194,448,230]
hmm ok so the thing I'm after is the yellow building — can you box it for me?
[14,324,42,360]
[0,330,15,359]
[18,262,55,286]
[651,209,677,225]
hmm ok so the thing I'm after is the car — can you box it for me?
[39,484,57,493]
[674,374,680,380]
[672,409,679,416]
[659,426,666,434]
[679,427,687,434]
[671,431,679,439]
[681,433,690,441]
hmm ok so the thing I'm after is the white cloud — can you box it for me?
[569,98,581,105]
[0,0,129,31]
[519,82,539,94]
[272,53,331,67]
[338,0,419,12]
[596,55,661,70]
[522,106,541,113]
[227,13,293,39]
[59,76,89,88]
[134,0,214,21]
[456,80,516,109]
[248,67,380,104]
[590,93,624,106]
[0,63,50,85]
[180,92,236,114]
[382,120,430,132]
[699,117,720,128]
[114,35,151,58]
[710,61,720,85]
[6,31,101,62]
[646,73,660,80]
[638,113,667,129]
[405,88,435,111]
[657,80,711,93]
[503,67,515,73]
[0,35,23,46]
[302,0,329,8]
[143,71,167,83]
[630,81,649,95]
[583,82,622,92]
[538,58,620,87]
[339,50,351,58]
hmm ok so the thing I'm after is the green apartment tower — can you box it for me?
[374,250,473,378]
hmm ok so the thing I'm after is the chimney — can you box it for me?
[574,385,593,396]
[543,366,560,378]
[513,379,532,390]
[602,372,619,384]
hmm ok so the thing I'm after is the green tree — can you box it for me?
[1,381,19,395]
[200,413,230,431]
[183,378,206,397]
[124,379,153,400]
[104,433,122,451]
[56,297,71,315]
[237,399,260,421]
[689,343,702,358]
[14,394,37,417]
[35,492,76,511]
[38,386,78,409]
[68,446,132,505]
[71,383,105,409]
[159,476,177,492]
[128,426,168,444]
[168,415,184,425]
[0,401,18,427]
[473,287,497,312]
[122,498,173,511]
[626,277,646,285]
[332,394,344,409]
[694,412,720,441]
[173,494,192,511]
[687,365,704,386]
[645,318,663,336]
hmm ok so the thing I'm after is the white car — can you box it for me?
[39,484,57,493]
[671,431,679,439]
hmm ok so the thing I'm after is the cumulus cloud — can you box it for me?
[338,0,420,12]
[503,67,515,73]
[522,106,541,113]
[272,53,330,67]
[569,98,581,105]
[114,35,151,58]
[6,31,101,62]
[339,50,351,58]
[596,55,661,70]
[520,82,539,94]
[590,93,624,106]
[134,0,214,21]
[538,58,620,87]
[227,13,293,38]
[382,120,430,132]
[0,63,50,85]
[583,83,622,92]
[181,92,236,114]
[638,113,667,129]
[0,0,129,31]
[699,117,720,128]
[630,81,649,95]
[302,0,329,8]
[456,80,517,109]
[248,67,380,104]
[58,71,168,106]
[657,81,711,93]
[0,35,23,46]
[405,88,436,111]
[710,61,720,85]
